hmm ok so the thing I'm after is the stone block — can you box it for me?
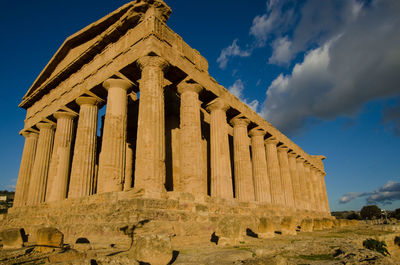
[129,234,172,265]
[313,219,323,231]
[0,228,25,249]
[281,217,297,235]
[300,219,313,232]
[322,218,334,229]
[215,216,242,239]
[36,227,64,247]
[258,217,276,238]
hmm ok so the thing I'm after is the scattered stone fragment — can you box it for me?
[0,228,25,249]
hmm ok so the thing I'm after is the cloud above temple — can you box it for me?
[262,0,400,135]
[217,39,251,69]
[217,0,400,136]
[228,79,259,112]
[339,181,400,205]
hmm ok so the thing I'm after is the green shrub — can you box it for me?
[360,205,381,220]
[394,236,400,247]
[347,212,361,220]
[362,238,390,256]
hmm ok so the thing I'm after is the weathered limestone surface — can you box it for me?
[207,98,233,199]
[310,166,322,212]
[69,97,100,198]
[10,0,333,249]
[46,112,76,202]
[296,157,309,210]
[177,79,205,195]
[134,56,169,196]
[97,79,132,193]
[231,116,254,201]
[304,162,315,211]
[27,122,55,205]
[0,228,25,249]
[265,137,285,206]
[249,128,271,203]
[13,132,38,207]
[288,152,302,210]
[320,171,330,214]
[277,146,295,208]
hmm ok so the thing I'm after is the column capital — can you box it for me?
[54,111,77,120]
[36,122,55,130]
[288,151,297,158]
[177,79,202,95]
[21,131,38,138]
[103,78,133,91]
[76,96,102,106]
[230,116,250,127]
[249,127,265,137]
[304,161,311,166]
[206,98,229,112]
[137,55,169,71]
[296,156,305,162]
[277,145,289,152]
[265,137,279,145]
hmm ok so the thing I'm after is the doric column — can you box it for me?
[13,131,38,207]
[46,112,76,202]
[68,97,101,198]
[277,145,295,208]
[296,157,310,210]
[177,80,205,195]
[231,116,254,201]
[97,79,132,194]
[134,56,169,196]
[27,122,55,205]
[206,98,233,199]
[319,170,330,214]
[249,128,271,203]
[310,166,322,212]
[265,137,285,205]
[304,162,315,211]
[288,152,302,209]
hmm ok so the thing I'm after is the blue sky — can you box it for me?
[0,0,399,211]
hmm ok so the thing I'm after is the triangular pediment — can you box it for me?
[21,1,138,104]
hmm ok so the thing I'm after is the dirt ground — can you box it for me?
[1,223,400,265]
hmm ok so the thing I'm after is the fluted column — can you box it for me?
[277,146,295,208]
[177,80,205,195]
[27,122,55,205]
[231,116,254,201]
[288,152,302,209]
[134,56,169,196]
[206,98,233,199]
[13,131,38,207]
[319,170,330,214]
[69,97,101,198]
[97,79,132,193]
[304,162,315,211]
[310,166,322,212]
[296,157,310,210]
[249,128,271,203]
[265,137,285,205]
[46,112,76,202]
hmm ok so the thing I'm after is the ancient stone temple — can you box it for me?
[5,0,333,248]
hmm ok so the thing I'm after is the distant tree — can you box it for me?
[360,205,381,220]
[347,212,361,220]
[392,208,400,220]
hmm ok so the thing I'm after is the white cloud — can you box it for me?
[268,36,293,65]
[339,181,400,205]
[217,39,251,69]
[262,0,400,135]
[228,79,260,112]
